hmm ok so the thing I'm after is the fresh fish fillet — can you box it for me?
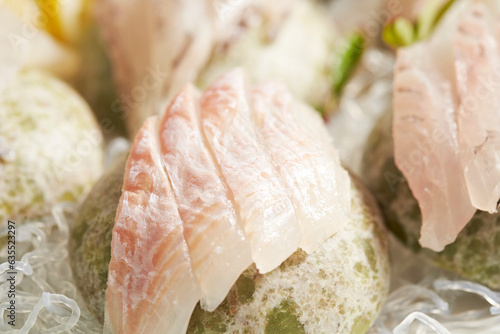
[200,69,302,273]
[289,96,353,242]
[158,84,252,312]
[97,0,214,135]
[250,82,351,253]
[104,117,200,334]
[454,1,500,213]
[393,0,476,251]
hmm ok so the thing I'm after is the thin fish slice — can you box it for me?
[200,69,301,273]
[392,0,475,252]
[159,84,252,311]
[454,2,500,213]
[289,97,352,236]
[393,40,476,251]
[97,0,214,135]
[250,82,351,253]
[104,117,200,334]
[393,1,476,251]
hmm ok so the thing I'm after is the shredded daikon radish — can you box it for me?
[0,204,102,333]
[393,312,451,334]
[433,279,500,309]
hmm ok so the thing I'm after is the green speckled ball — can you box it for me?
[0,70,104,224]
[71,155,389,333]
[362,110,500,290]
[71,153,127,324]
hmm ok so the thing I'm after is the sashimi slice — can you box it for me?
[97,0,214,135]
[104,117,200,334]
[249,82,351,253]
[200,69,301,273]
[289,97,353,239]
[392,0,476,251]
[393,57,475,252]
[454,1,500,213]
[159,84,252,312]
[290,99,352,215]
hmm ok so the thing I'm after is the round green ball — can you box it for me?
[0,70,104,224]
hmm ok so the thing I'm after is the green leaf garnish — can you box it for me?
[383,0,457,48]
[332,32,364,98]
[393,17,415,46]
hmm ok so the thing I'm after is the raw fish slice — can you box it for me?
[250,82,351,253]
[159,85,252,311]
[394,58,475,252]
[104,117,200,334]
[200,69,301,273]
[454,2,500,213]
[288,97,352,182]
[97,0,214,135]
[289,98,352,232]
[392,1,476,251]
[393,1,476,251]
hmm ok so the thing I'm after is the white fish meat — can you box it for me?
[159,84,252,312]
[454,1,500,213]
[200,69,302,273]
[97,0,214,135]
[104,117,200,334]
[250,82,351,253]
[393,0,476,251]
